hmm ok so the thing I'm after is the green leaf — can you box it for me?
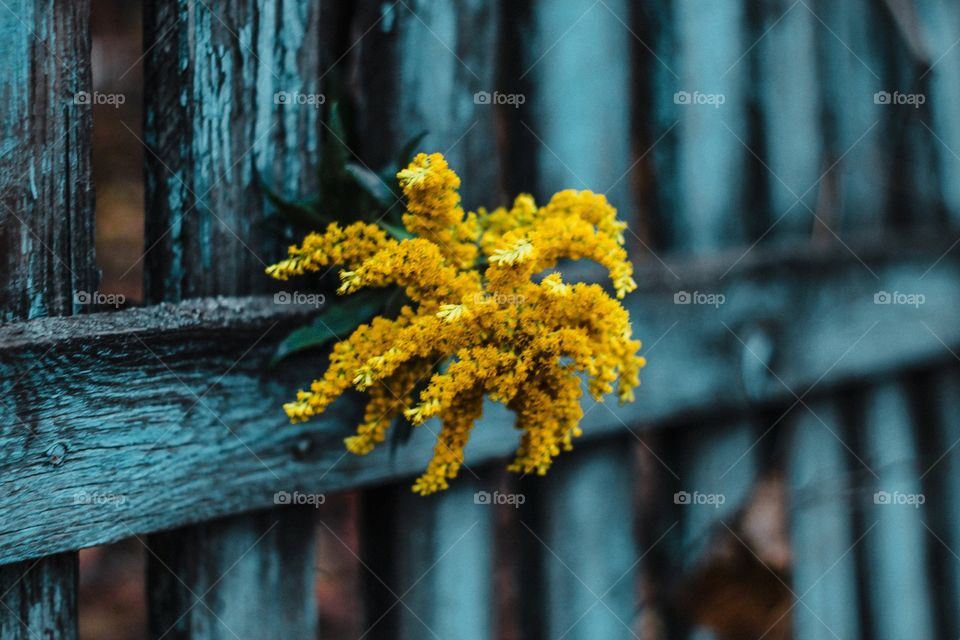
[270,292,382,365]
[345,162,396,207]
[397,130,428,170]
[256,171,328,230]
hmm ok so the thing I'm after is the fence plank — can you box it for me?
[788,402,862,640]
[506,2,642,636]
[349,2,502,636]
[142,1,323,637]
[142,0,323,302]
[0,0,95,637]
[814,0,890,233]
[915,0,960,227]
[758,0,822,238]
[147,507,316,640]
[361,478,494,640]
[538,440,637,639]
[2,239,960,563]
[860,381,936,639]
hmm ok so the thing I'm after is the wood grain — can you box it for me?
[141,2,325,637]
[1,242,959,564]
[0,0,94,637]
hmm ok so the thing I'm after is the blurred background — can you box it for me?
[84,0,960,638]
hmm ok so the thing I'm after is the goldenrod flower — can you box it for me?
[267,152,645,494]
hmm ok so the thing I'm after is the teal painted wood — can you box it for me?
[349,3,503,636]
[758,0,822,238]
[0,0,97,319]
[672,0,748,251]
[914,0,960,227]
[147,507,316,640]
[361,478,494,640]
[930,369,960,639]
[354,0,501,210]
[143,0,323,302]
[676,421,758,569]
[813,0,890,233]
[3,243,960,564]
[512,3,640,636]
[788,402,862,640]
[536,441,637,639]
[860,381,936,639]
[0,553,77,639]
[523,0,631,212]
[0,0,94,637]
[142,2,323,637]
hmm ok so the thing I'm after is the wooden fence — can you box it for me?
[3,0,960,638]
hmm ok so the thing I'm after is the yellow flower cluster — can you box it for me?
[267,152,644,494]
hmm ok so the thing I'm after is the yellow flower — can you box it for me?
[266,152,645,494]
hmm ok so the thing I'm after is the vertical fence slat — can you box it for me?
[814,0,889,234]
[361,478,494,640]
[930,369,960,639]
[861,381,936,639]
[350,2,501,637]
[143,0,323,302]
[670,0,748,252]
[540,440,636,639]
[526,0,631,211]
[758,0,822,238]
[788,402,862,640]
[147,509,316,639]
[512,1,639,637]
[915,0,960,228]
[0,0,94,637]
[142,2,322,637]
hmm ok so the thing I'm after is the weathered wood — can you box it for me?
[914,0,960,227]
[147,506,316,639]
[349,3,503,636]
[758,0,822,238]
[142,2,324,637]
[353,0,501,210]
[510,4,640,636]
[2,242,960,563]
[522,0,632,211]
[0,553,77,639]
[814,0,891,233]
[655,0,749,252]
[143,0,323,302]
[361,478,494,640]
[0,0,94,636]
[788,401,862,640]
[537,440,637,639]
[0,0,97,322]
[860,382,936,639]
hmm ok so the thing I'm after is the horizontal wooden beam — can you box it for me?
[1,239,959,563]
